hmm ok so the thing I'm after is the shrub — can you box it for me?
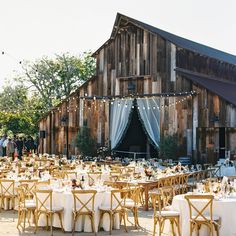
[75,126,97,157]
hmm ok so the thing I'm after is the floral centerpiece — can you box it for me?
[97,146,110,159]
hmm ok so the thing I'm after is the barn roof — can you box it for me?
[176,68,236,106]
[95,13,236,65]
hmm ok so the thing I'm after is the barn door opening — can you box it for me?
[114,102,158,159]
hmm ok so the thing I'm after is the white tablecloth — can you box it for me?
[172,194,236,236]
[37,189,120,232]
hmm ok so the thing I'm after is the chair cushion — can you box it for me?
[125,199,136,208]
[48,206,64,212]
[159,210,180,217]
[192,215,220,221]
[25,200,36,208]
[163,205,172,211]
[99,205,122,211]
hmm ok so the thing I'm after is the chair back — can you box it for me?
[17,184,29,207]
[35,180,50,189]
[150,192,162,216]
[127,185,141,206]
[160,186,175,208]
[63,171,77,179]
[72,189,97,213]
[109,171,121,181]
[180,174,189,193]
[0,179,15,196]
[110,189,128,211]
[19,179,38,198]
[184,194,214,222]
[87,172,102,186]
[34,189,53,212]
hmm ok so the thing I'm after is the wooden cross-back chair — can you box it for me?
[109,171,121,182]
[124,185,141,228]
[19,179,38,199]
[180,174,189,194]
[0,179,16,210]
[62,171,77,180]
[71,189,97,236]
[51,169,63,179]
[16,184,36,231]
[35,180,50,190]
[150,192,181,236]
[87,172,102,186]
[159,186,175,211]
[184,194,220,236]
[34,189,64,236]
[99,189,129,235]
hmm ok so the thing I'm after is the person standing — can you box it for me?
[6,138,15,160]
[24,137,31,155]
[16,137,24,160]
[34,136,39,154]
[2,136,8,156]
[0,136,4,157]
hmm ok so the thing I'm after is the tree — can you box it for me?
[0,112,34,135]
[0,85,28,112]
[19,52,96,109]
[0,84,44,135]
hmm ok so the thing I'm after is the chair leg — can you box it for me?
[158,220,162,236]
[153,218,157,236]
[161,220,165,234]
[170,220,175,236]
[109,212,113,235]
[17,210,21,229]
[123,211,128,232]
[58,212,64,232]
[33,210,37,233]
[197,224,200,236]
[90,215,96,236]
[216,225,219,236]
[98,212,102,231]
[176,217,181,236]
[133,208,138,228]
[72,214,76,236]
[46,214,49,230]
[50,213,53,236]
[126,209,133,225]
[34,212,38,234]
[23,210,26,231]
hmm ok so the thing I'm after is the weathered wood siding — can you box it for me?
[38,18,236,163]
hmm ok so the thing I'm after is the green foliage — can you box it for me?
[0,52,96,136]
[19,52,96,109]
[0,84,44,136]
[159,134,178,160]
[75,126,97,156]
[0,112,34,135]
[0,85,28,111]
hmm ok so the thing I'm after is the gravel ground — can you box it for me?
[0,210,155,236]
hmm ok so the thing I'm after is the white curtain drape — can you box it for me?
[136,98,160,148]
[110,99,133,149]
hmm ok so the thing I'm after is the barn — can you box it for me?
[38,13,236,164]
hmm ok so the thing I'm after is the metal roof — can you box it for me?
[176,68,236,106]
[98,13,236,65]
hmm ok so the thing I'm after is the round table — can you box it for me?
[172,194,236,236]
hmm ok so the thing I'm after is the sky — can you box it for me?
[0,0,236,87]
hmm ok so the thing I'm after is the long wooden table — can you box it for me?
[111,170,212,211]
